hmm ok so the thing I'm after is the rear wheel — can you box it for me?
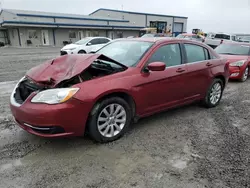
[240,66,249,82]
[88,97,132,143]
[203,79,223,108]
[78,50,86,54]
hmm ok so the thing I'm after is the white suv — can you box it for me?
[60,37,111,55]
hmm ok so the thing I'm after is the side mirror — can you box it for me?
[147,62,166,71]
[86,42,92,46]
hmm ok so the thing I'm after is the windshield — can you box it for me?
[96,40,154,67]
[215,44,250,55]
[75,38,91,45]
[141,34,155,38]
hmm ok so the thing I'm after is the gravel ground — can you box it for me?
[0,47,249,188]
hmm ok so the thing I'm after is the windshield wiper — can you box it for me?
[93,60,114,70]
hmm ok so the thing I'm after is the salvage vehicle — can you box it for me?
[215,42,250,82]
[60,37,111,55]
[10,38,229,143]
[205,33,237,49]
[176,33,205,42]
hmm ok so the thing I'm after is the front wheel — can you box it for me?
[78,50,86,54]
[88,97,132,143]
[240,66,249,82]
[203,79,223,108]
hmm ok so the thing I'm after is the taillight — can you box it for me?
[220,40,224,44]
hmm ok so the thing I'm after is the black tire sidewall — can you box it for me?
[88,97,132,143]
[204,79,223,108]
[78,50,86,54]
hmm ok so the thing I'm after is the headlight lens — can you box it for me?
[230,60,246,67]
[31,88,79,104]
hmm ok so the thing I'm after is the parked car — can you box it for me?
[10,38,229,143]
[176,33,205,42]
[238,36,250,43]
[205,33,237,49]
[60,37,111,55]
[215,42,250,82]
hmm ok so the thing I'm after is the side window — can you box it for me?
[204,48,210,60]
[147,44,182,67]
[89,38,100,45]
[99,38,110,44]
[184,44,206,63]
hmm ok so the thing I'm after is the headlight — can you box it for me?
[230,60,246,67]
[31,88,79,104]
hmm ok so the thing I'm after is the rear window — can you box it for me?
[214,34,230,40]
[215,44,250,55]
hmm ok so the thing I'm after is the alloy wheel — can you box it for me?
[209,82,222,105]
[97,104,126,138]
[242,67,249,81]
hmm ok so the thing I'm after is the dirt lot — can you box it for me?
[0,47,249,188]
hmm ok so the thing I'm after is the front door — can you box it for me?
[137,43,188,115]
[41,30,49,45]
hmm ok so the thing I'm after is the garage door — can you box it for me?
[174,23,183,32]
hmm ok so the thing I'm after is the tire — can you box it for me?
[240,66,249,82]
[203,79,224,108]
[78,50,86,54]
[88,97,132,143]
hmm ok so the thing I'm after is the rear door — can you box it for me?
[182,43,214,98]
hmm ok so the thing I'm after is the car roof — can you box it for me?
[113,37,207,46]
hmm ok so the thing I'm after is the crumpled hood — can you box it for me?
[26,54,102,86]
[220,54,250,63]
[26,54,127,87]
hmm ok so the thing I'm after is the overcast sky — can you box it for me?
[1,0,250,33]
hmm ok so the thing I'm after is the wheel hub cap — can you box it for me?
[97,104,126,138]
[210,83,222,105]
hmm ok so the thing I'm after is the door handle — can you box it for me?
[176,68,185,73]
[206,62,213,67]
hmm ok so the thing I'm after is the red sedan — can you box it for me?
[215,42,250,82]
[10,38,229,142]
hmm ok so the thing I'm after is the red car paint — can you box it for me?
[220,55,250,80]
[216,42,250,80]
[10,38,229,138]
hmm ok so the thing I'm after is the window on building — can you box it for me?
[116,31,123,38]
[184,44,206,63]
[147,44,182,67]
[28,30,38,39]
[92,31,99,37]
[69,31,76,38]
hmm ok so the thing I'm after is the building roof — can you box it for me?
[1,8,129,22]
[89,8,188,19]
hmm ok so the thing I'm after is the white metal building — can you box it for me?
[0,8,188,47]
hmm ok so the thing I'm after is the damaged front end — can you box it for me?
[12,54,127,105]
